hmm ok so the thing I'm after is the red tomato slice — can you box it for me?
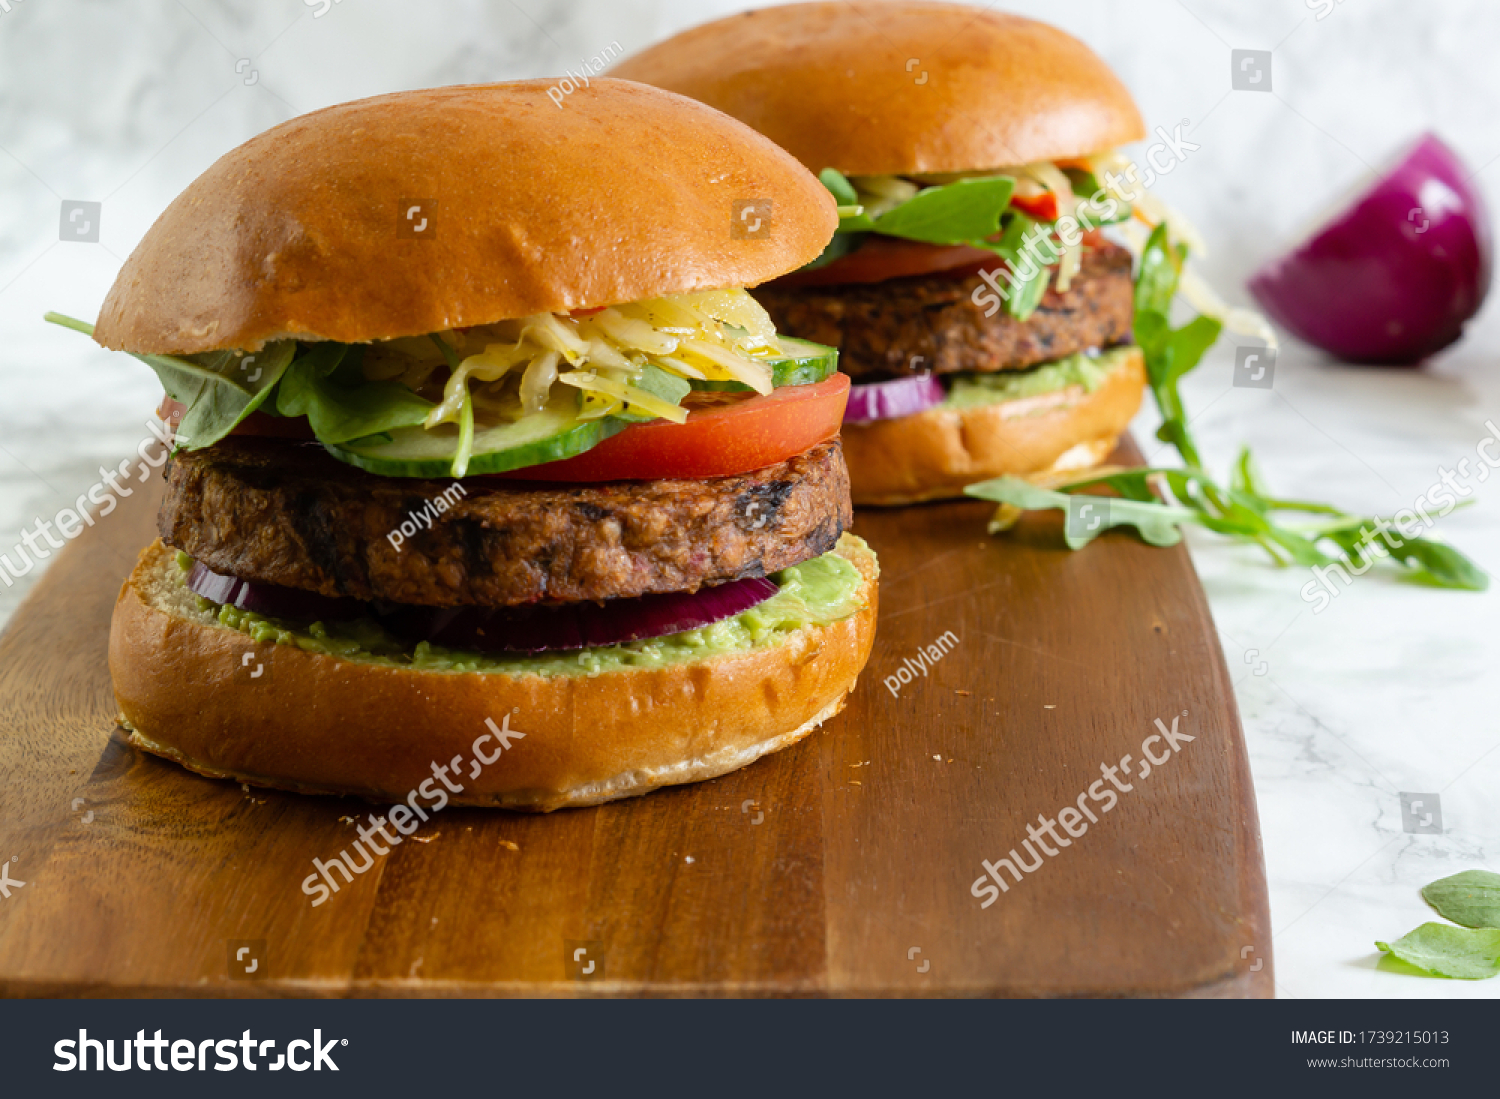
[1009,192,1059,221]
[771,227,1110,290]
[489,373,851,482]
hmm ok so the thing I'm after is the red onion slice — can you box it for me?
[378,576,780,654]
[844,374,946,423]
[1248,133,1492,364]
[186,561,365,621]
[187,559,781,653]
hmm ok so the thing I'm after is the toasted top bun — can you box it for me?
[94,80,837,355]
[611,2,1146,177]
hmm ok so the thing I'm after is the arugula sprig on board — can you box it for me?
[965,224,1489,592]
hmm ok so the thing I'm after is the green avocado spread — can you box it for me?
[941,345,1136,411]
[177,535,874,678]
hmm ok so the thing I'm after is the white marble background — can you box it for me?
[2,0,1498,998]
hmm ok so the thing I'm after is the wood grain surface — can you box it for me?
[0,440,1271,997]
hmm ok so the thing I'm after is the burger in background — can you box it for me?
[48,79,878,810]
[614,1,1260,505]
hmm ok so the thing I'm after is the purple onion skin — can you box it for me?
[186,561,364,621]
[1249,133,1493,365]
[844,374,947,423]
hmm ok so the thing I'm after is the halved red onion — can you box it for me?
[1248,133,1492,364]
[844,374,946,423]
[186,561,364,621]
[379,576,780,654]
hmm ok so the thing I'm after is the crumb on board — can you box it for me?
[411,834,438,844]
[1044,704,1056,709]
[955,689,971,696]
[499,840,519,851]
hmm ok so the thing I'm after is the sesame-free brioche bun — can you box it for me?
[844,348,1145,506]
[611,2,1146,176]
[109,536,878,811]
[94,79,837,356]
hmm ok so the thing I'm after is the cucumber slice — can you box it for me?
[688,336,838,391]
[325,398,622,479]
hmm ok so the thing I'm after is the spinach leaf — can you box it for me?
[44,312,293,449]
[1422,870,1500,928]
[1376,923,1500,980]
[275,343,435,444]
[173,342,296,448]
[872,176,1016,244]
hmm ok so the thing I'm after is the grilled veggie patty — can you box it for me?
[752,241,1134,379]
[159,436,852,609]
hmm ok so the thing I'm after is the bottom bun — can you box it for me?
[843,347,1146,506]
[110,535,879,811]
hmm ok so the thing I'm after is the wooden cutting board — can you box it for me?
[0,440,1270,997]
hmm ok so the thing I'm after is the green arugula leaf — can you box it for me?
[810,172,1047,318]
[976,213,1054,321]
[1056,467,1162,504]
[1375,533,1490,591]
[870,176,1015,244]
[275,343,435,445]
[1133,225,1181,316]
[965,476,1201,549]
[1377,922,1500,980]
[1422,870,1500,929]
[818,168,859,207]
[802,230,868,270]
[1132,230,1222,472]
[1318,520,1490,591]
[971,211,1490,594]
[819,172,877,232]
